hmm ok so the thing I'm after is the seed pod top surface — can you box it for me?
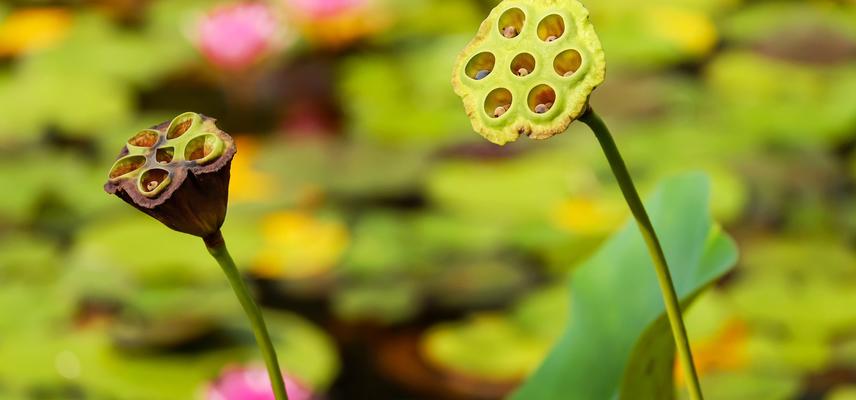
[105,112,236,238]
[452,0,606,145]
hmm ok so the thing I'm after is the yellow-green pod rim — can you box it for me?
[138,168,172,198]
[108,155,147,182]
[452,0,606,145]
[183,134,225,166]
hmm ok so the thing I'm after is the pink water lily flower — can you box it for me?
[195,2,283,72]
[285,0,367,19]
[207,366,315,400]
[282,0,387,48]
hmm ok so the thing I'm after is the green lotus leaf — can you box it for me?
[514,173,738,400]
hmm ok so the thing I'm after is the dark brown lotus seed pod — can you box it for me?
[104,112,237,238]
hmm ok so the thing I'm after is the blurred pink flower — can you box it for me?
[285,0,366,19]
[207,366,315,400]
[195,2,281,72]
[282,0,387,49]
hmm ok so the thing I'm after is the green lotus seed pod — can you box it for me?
[105,112,236,238]
[452,0,606,145]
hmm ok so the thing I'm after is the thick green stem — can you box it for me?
[579,108,704,400]
[205,231,289,400]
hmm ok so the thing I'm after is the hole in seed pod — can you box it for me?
[484,88,513,119]
[140,169,169,193]
[511,53,536,77]
[528,84,556,114]
[127,130,159,148]
[167,114,196,139]
[109,156,146,180]
[185,134,221,164]
[538,14,565,42]
[466,52,496,80]
[498,8,524,38]
[555,49,583,77]
[156,147,174,164]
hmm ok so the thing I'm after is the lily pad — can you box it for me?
[0,282,339,399]
[341,36,472,145]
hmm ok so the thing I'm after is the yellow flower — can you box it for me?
[228,136,276,203]
[552,196,625,235]
[0,8,72,56]
[254,211,349,279]
[676,319,749,384]
[646,6,718,58]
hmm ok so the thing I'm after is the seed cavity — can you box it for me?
[128,130,159,148]
[140,169,169,194]
[156,147,175,164]
[555,49,583,78]
[511,53,536,77]
[498,8,525,39]
[485,88,513,119]
[466,52,496,80]
[185,134,223,164]
[538,14,565,42]
[528,85,556,115]
[167,113,197,139]
[109,156,146,180]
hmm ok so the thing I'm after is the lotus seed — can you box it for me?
[517,68,529,77]
[147,181,159,191]
[475,69,490,80]
[547,35,558,42]
[564,71,574,77]
[502,26,518,38]
[494,105,509,118]
[535,103,551,114]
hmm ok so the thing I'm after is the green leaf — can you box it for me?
[0,283,339,399]
[513,173,738,400]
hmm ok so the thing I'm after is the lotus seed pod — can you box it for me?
[104,112,237,238]
[452,0,606,145]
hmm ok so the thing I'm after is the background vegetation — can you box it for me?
[1,0,855,398]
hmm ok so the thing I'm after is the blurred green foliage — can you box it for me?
[0,0,855,398]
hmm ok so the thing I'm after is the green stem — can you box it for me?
[579,108,704,400]
[205,231,289,400]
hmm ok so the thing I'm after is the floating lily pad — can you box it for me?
[420,284,567,382]
[341,36,473,145]
[0,282,338,400]
[707,51,856,145]
[422,314,550,382]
